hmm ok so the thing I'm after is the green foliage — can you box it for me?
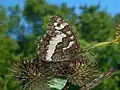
[78,5,115,42]
[0,0,120,90]
[0,29,19,90]
[0,6,7,35]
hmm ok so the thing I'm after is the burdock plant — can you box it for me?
[12,16,120,90]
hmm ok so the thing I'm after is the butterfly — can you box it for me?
[36,16,100,89]
[37,16,80,62]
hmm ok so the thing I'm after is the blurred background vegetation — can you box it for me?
[0,0,120,90]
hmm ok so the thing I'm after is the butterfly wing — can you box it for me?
[37,16,80,62]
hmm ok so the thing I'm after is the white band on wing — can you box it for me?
[46,31,66,61]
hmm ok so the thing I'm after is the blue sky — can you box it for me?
[0,0,120,16]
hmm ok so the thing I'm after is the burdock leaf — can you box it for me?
[48,78,67,90]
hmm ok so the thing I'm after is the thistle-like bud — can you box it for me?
[12,51,100,90]
[12,58,52,90]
